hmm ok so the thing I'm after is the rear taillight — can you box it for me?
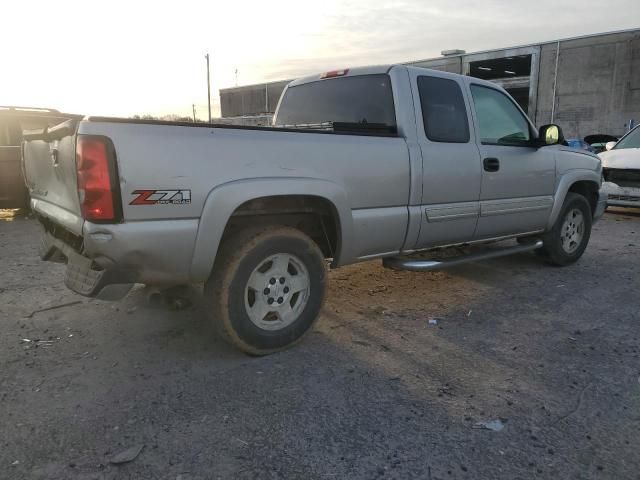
[76,136,121,222]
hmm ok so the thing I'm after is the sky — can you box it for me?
[1,0,638,119]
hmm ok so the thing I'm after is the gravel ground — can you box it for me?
[0,209,639,480]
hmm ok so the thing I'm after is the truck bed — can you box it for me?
[23,114,413,284]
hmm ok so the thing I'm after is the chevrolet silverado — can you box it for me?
[23,65,607,355]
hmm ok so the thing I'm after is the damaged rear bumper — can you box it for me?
[40,231,135,300]
[38,217,199,300]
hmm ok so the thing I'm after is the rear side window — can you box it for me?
[275,74,396,130]
[417,76,469,143]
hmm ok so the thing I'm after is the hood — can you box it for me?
[599,148,640,169]
[584,134,618,145]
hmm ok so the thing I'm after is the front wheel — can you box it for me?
[540,193,592,266]
[204,225,327,355]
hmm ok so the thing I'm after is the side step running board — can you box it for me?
[383,240,543,272]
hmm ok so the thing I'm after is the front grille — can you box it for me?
[603,168,640,188]
[608,194,640,202]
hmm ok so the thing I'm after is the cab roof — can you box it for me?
[286,64,503,92]
[288,65,395,87]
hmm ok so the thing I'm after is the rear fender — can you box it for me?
[189,177,352,282]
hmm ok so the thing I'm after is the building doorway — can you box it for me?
[463,46,540,121]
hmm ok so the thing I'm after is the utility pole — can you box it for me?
[205,53,212,123]
[192,104,196,123]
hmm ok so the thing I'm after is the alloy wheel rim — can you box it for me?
[560,208,584,254]
[244,253,310,331]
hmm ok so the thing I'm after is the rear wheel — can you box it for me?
[539,193,592,266]
[204,225,327,355]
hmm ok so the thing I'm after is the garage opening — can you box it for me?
[468,55,533,113]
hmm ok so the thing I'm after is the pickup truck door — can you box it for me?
[467,82,555,238]
[409,70,482,248]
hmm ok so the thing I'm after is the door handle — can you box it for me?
[483,157,500,172]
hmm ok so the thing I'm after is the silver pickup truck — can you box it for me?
[23,65,606,355]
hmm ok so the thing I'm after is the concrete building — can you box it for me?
[219,29,640,138]
[219,80,289,120]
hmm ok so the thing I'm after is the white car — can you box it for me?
[600,125,640,207]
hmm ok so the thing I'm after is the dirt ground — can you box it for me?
[1,209,639,480]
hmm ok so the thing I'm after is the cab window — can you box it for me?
[470,85,531,146]
[275,74,396,131]
[418,76,469,143]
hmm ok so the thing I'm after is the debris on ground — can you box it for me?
[368,285,388,295]
[24,300,83,319]
[473,419,505,431]
[21,338,57,349]
[438,385,454,397]
[167,296,191,310]
[109,444,144,464]
[161,285,195,310]
[428,317,442,325]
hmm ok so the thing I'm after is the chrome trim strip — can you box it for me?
[425,201,479,222]
[481,195,553,217]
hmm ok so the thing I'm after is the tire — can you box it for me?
[539,193,592,266]
[204,225,327,355]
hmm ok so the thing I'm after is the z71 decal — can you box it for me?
[130,189,192,205]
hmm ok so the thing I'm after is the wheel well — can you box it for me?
[221,195,341,259]
[568,181,599,215]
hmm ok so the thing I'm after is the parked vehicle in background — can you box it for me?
[567,138,595,153]
[23,65,606,355]
[599,125,640,208]
[0,107,76,209]
[584,134,619,154]
[567,134,620,154]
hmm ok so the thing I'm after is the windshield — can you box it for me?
[275,74,396,129]
[614,126,640,150]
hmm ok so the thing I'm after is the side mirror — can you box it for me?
[538,124,564,146]
[605,141,616,151]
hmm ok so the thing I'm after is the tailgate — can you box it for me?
[23,119,84,235]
